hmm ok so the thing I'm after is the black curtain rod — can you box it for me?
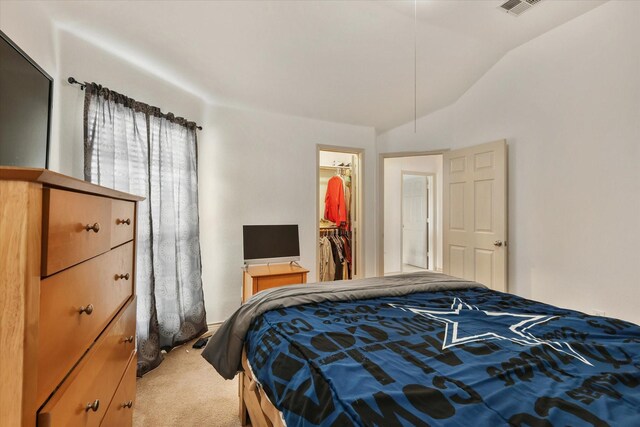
[67,76,203,131]
[67,76,86,90]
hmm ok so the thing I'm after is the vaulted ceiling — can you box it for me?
[40,0,606,131]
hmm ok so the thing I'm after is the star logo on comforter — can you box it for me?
[390,298,592,365]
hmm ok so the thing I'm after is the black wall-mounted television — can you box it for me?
[243,225,300,265]
[0,30,53,169]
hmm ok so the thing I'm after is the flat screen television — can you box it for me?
[0,30,53,169]
[243,224,300,265]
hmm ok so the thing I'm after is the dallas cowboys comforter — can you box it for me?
[203,272,640,426]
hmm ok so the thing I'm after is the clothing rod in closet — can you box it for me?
[320,229,349,236]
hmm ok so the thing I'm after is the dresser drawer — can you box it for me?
[101,354,137,427]
[110,199,135,248]
[38,299,136,427]
[42,189,112,276]
[37,242,134,406]
[256,274,305,291]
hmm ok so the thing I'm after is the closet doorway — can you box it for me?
[381,153,443,276]
[317,147,363,282]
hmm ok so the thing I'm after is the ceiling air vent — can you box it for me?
[499,0,543,17]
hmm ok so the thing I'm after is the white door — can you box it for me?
[443,140,507,291]
[402,174,429,269]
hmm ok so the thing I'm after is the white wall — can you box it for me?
[198,106,376,321]
[0,2,207,178]
[54,29,208,179]
[1,2,378,324]
[384,156,442,274]
[378,1,640,324]
[5,0,637,325]
[1,1,61,168]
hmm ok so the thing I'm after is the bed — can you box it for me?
[202,272,640,426]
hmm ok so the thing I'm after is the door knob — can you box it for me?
[493,240,503,247]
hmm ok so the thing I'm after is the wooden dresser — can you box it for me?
[242,264,308,303]
[0,167,143,427]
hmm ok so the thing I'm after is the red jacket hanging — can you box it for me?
[324,175,347,226]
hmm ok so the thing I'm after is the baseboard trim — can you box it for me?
[207,321,223,332]
[384,271,403,276]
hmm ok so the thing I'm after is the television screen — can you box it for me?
[0,30,52,168]
[243,225,300,264]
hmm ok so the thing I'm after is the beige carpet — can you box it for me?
[134,334,242,427]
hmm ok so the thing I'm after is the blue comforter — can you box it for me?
[246,287,640,426]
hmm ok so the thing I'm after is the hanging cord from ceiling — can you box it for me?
[414,0,417,133]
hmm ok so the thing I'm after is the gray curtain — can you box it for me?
[84,83,207,376]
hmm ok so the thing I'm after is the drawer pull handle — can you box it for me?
[117,218,131,225]
[115,273,130,281]
[85,399,100,412]
[123,335,134,343]
[85,223,101,233]
[78,304,94,315]
[122,400,133,409]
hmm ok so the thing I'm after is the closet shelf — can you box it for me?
[319,165,352,170]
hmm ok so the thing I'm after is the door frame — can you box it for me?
[378,150,447,277]
[400,171,436,272]
[317,144,365,280]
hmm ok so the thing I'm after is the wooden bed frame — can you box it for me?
[239,350,284,427]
